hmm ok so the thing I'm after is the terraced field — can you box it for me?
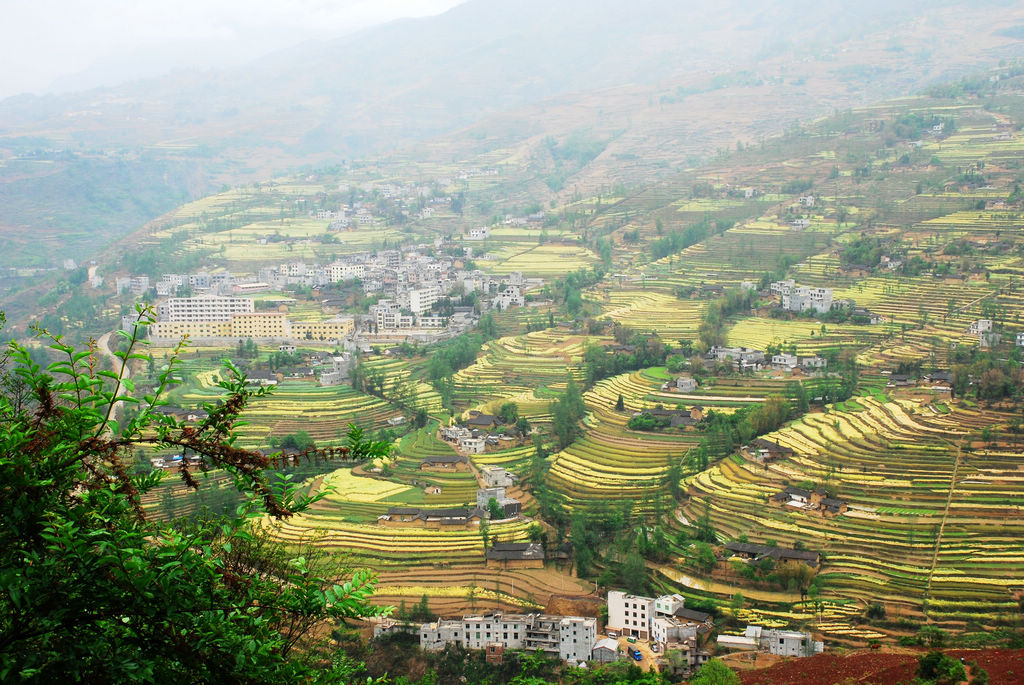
[588,288,705,339]
[546,369,801,507]
[679,395,1023,623]
[452,329,589,407]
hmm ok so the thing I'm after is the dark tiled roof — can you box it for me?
[421,455,469,465]
[485,542,545,561]
[673,608,712,623]
[724,542,819,563]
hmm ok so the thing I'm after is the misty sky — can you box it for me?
[0,0,467,100]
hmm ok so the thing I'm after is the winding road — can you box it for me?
[96,331,131,425]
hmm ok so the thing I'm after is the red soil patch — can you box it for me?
[739,648,1024,685]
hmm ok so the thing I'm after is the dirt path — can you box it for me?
[923,440,962,614]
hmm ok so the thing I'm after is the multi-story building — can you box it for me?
[608,592,710,643]
[370,300,415,330]
[229,312,289,338]
[408,284,440,315]
[327,261,366,282]
[289,317,354,341]
[149,320,232,340]
[321,354,353,386]
[782,286,833,314]
[420,613,595,664]
[157,296,255,322]
[607,591,655,639]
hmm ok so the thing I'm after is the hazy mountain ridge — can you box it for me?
[1,0,1024,272]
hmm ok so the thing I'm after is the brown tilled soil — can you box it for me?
[739,647,1024,685]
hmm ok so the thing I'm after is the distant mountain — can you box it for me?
[1,0,1023,268]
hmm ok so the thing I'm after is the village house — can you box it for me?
[771,487,848,515]
[492,285,525,310]
[723,542,821,568]
[744,438,795,463]
[476,487,521,519]
[706,346,765,371]
[851,307,882,324]
[969,319,993,335]
[439,425,472,444]
[480,466,517,488]
[800,355,827,371]
[820,496,848,515]
[485,542,545,569]
[459,436,486,454]
[419,455,470,471]
[465,412,500,429]
[771,486,821,508]
[781,285,833,314]
[378,506,485,529]
[661,376,697,392]
[923,371,953,390]
[771,353,798,371]
[590,638,620,663]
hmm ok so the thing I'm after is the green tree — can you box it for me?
[916,651,966,684]
[488,497,505,520]
[0,311,389,683]
[690,658,740,685]
[498,401,519,424]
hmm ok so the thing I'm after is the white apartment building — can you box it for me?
[408,284,441,315]
[157,295,255,322]
[467,226,490,240]
[328,261,366,282]
[607,591,655,639]
[557,617,596,663]
[370,300,415,330]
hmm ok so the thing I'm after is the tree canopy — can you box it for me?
[0,310,389,682]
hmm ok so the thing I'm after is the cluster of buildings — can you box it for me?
[412,586,829,672]
[418,590,716,669]
[145,295,354,343]
[438,423,519,455]
[118,243,537,343]
[419,613,597,664]
[377,486,521,528]
[704,346,828,374]
[607,591,713,667]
